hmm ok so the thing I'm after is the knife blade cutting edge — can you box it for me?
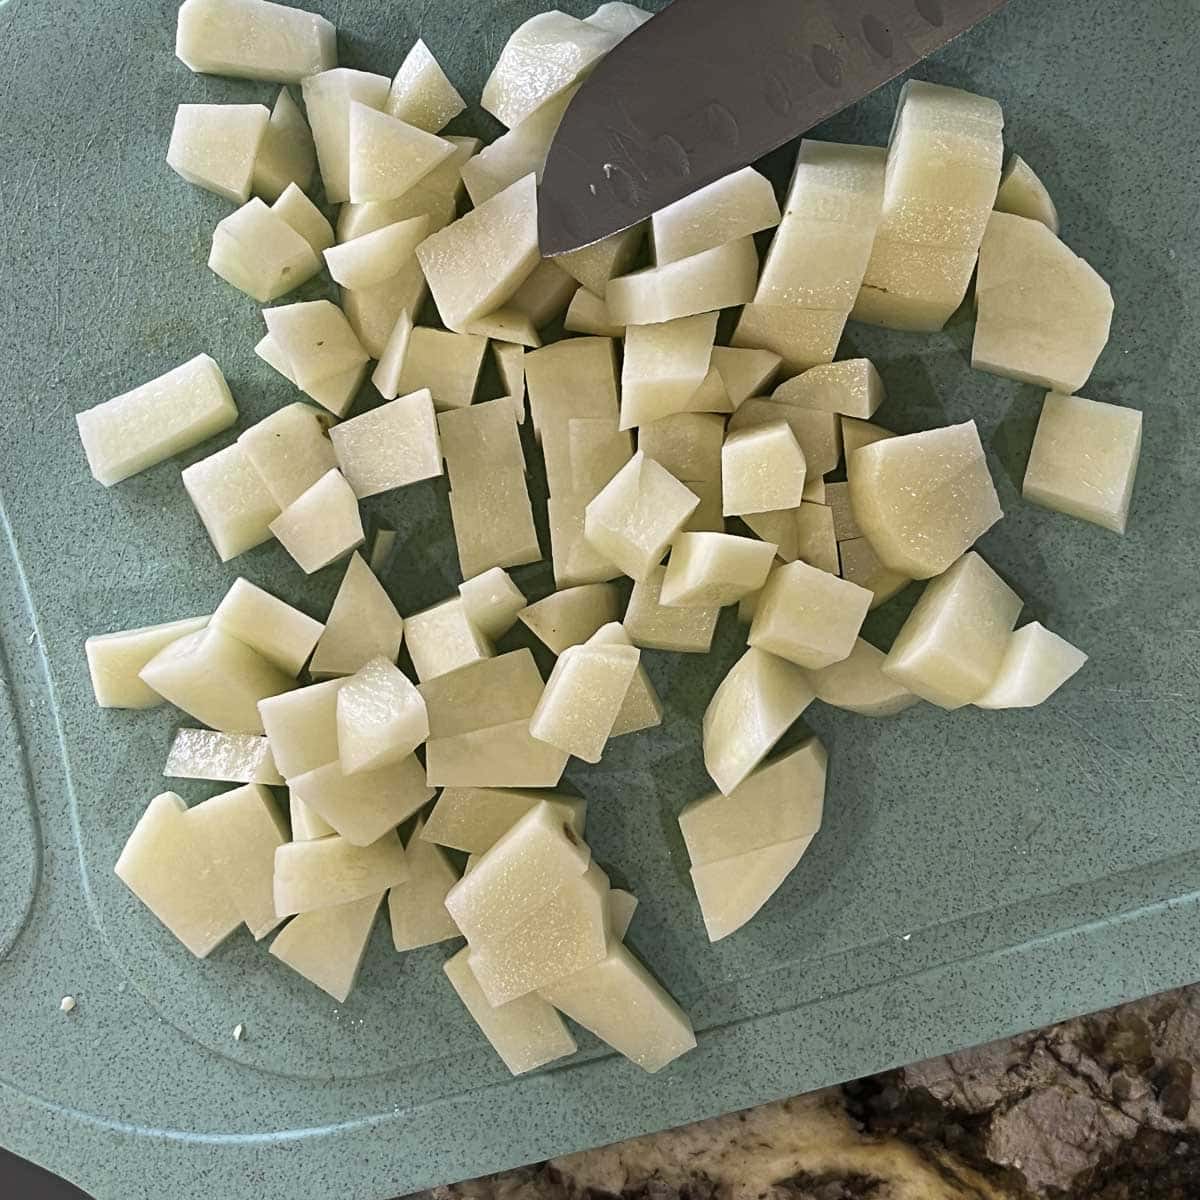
[539,0,1008,256]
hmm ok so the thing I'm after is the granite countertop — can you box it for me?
[407,986,1200,1200]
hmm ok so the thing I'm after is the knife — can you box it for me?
[539,0,1007,255]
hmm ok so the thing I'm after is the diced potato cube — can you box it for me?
[252,88,316,203]
[167,103,269,203]
[270,892,383,1002]
[386,38,465,131]
[291,754,432,846]
[883,551,1023,709]
[775,359,884,419]
[439,397,526,484]
[741,509,798,562]
[539,941,696,1073]
[422,788,586,855]
[606,237,758,326]
[710,346,782,408]
[749,559,871,669]
[263,301,368,392]
[565,287,625,337]
[973,212,1114,393]
[388,818,460,950]
[444,946,577,1075]
[209,198,321,302]
[518,584,620,654]
[289,796,334,841]
[258,677,343,779]
[847,421,1001,579]
[638,412,724,481]
[210,578,321,677]
[731,302,846,376]
[330,389,442,499]
[459,568,527,641]
[995,154,1059,233]
[238,402,335,509]
[182,442,280,561]
[651,167,781,265]
[347,101,455,203]
[301,68,390,203]
[309,553,404,679]
[837,536,911,609]
[333,655,428,776]
[727,399,841,477]
[625,565,720,653]
[448,475,542,580]
[164,729,283,785]
[783,137,888,219]
[425,721,570,788]
[722,421,807,516]
[558,222,645,296]
[274,831,408,917]
[269,469,364,574]
[272,187,334,263]
[804,638,919,716]
[841,416,895,460]
[690,836,815,942]
[1022,392,1142,533]
[393,328,486,415]
[342,261,428,359]
[975,622,1088,709]
[558,416,632,498]
[323,215,428,289]
[620,313,718,429]
[660,532,776,609]
[703,646,814,794]
[405,598,494,683]
[77,354,237,487]
[141,626,293,733]
[680,366,732,415]
[584,452,699,581]
[86,616,209,709]
[115,792,241,958]
[794,502,839,574]
[186,783,289,939]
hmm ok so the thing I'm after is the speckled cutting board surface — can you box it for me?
[1,1,1198,1198]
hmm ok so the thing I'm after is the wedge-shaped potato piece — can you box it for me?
[168,103,269,203]
[775,359,884,419]
[588,622,663,736]
[681,739,825,866]
[459,568,527,641]
[258,677,343,779]
[529,636,640,762]
[386,38,465,132]
[803,476,826,503]
[346,102,455,203]
[416,174,540,331]
[710,346,781,408]
[837,536,910,609]
[482,11,618,128]
[182,442,280,561]
[508,259,577,327]
[310,553,404,679]
[270,181,333,254]
[626,566,720,653]
[336,656,428,774]
[115,792,241,958]
[186,783,289,939]
[422,788,586,855]
[841,416,895,460]
[269,469,364,575]
[467,308,540,349]
[176,0,335,82]
[211,578,322,676]
[995,155,1059,234]
[690,836,815,943]
[975,622,1088,709]
[264,301,368,393]
[742,509,799,563]
[883,551,1022,709]
[86,616,209,709]
[342,259,429,359]
[973,213,1114,393]
[238,402,335,509]
[584,452,699,581]
[749,560,871,669]
[519,584,620,653]
[291,754,432,846]
[703,647,814,795]
[301,68,390,203]
[606,236,758,326]
[651,167,781,266]
[254,335,365,419]
[270,892,382,1002]
[77,354,236,487]
[141,627,293,733]
[805,638,919,717]
[732,302,847,376]
[1022,392,1142,534]
[425,722,569,789]
[620,313,717,429]
[565,287,625,337]
[539,941,696,1073]
[164,729,282,785]
[722,421,807,517]
[253,88,316,202]
[289,796,333,841]
[848,421,1001,580]
[794,502,838,575]
[679,366,732,415]
[388,818,461,950]
[638,412,724,481]
[445,946,577,1074]
[406,598,494,683]
[274,831,408,917]
[660,532,776,609]
[330,389,442,499]
[323,215,429,290]
[558,223,645,297]
[727,399,841,478]
[209,197,322,301]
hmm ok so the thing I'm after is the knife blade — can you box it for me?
[539,0,1007,255]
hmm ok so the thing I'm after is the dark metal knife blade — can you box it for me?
[539,0,1007,255]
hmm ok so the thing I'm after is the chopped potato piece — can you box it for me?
[651,167,781,265]
[973,212,1114,393]
[86,616,209,709]
[419,653,545,742]
[710,346,782,408]
[182,442,280,561]
[586,1,652,34]
[301,68,390,203]
[680,366,732,415]
[841,416,895,461]
[274,831,408,917]
[775,359,884,419]
[837,536,911,609]
[269,469,364,575]
[526,336,619,441]
[750,560,871,669]
[802,475,826,503]
[371,314,414,401]
[722,421,807,517]
[263,301,368,392]
[638,413,724,481]
[115,792,241,958]
[548,493,622,588]
[406,598,494,683]
[561,412,630,490]
[310,553,404,679]
[565,287,625,337]
[883,551,1022,709]
[493,343,527,425]
[558,222,645,296]
[141,627,293,733]
[164,729,282,785]
[270,891,382,1002]
[389,819,461,951]
[975,622,1088,709]
[589,622,663,736]
[254,332,366,418]
[253,88,316,203]
[386,39,465,133]
[519,584,620,653]
[323,215,429,289]
[626,566,720,654]
[290,796,334,841]
[416,174,540,332]
[341,260,428,359]
[703,646,814,795]
[794,502,839,575]
[186,783,288,939]
[620,313,717,429]
[168,103,268,203]
[459,568,527,641]
[727,399,841,477]
[212,578,322,676]
[731,302,846,376]
[422,788,586,855]
[336,656,428,774]
[269,181,333,252]
[995,154,1059,233]
[847,421,1001,579]
[439,397,525,481]
[804,638,919,716]
[426,721,570,788]
[330,389,442,498]
[1023,393,1142,534]
[238,402,335,509]
[258,677,343,779]
[347,102,455,203]
[824,481,860,541]
[291,754,432,846]
[507,259,577,327]
[606,236,758,326]
[660,532,776,609]
[741,509,799,562]
[77,354,237,487]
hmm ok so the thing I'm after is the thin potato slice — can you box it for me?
[309,553,404,679]
[164,730,283,786]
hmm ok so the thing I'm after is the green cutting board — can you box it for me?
[1,0,1198,1196]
